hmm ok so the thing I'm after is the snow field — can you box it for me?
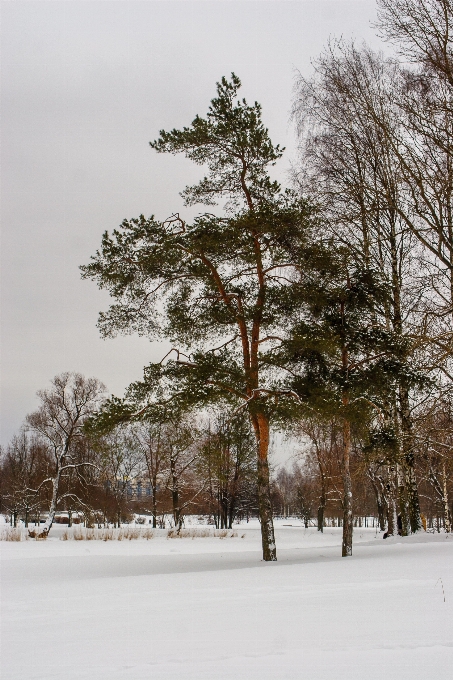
[1,522,452,679]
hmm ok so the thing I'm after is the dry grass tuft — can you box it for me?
[60,527,155,541]
[59,526,240,541]
[27,528,48,540]
[167,528,238,539]
[2,524,243,542]
[0,527,28,541]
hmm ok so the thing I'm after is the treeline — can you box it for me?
[2,1,453,560]
[1,370,452,538]
[0,374,257,531]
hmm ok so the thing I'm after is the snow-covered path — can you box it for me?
[2,524,452,679]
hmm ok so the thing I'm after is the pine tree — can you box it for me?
[81,75,316,561]
[280,251,418,555]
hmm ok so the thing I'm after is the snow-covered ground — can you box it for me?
[1,520,452,679]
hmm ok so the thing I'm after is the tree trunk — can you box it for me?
[386,464,398,536]
[399,387,422,533]
[376,498,386,532]
[38,469,61,536]
[254,412,277,561]
[317,466,327,532]
[220,490,228,529]
[404,458,422,533]
[228,494,236,529]
[170,455,182,531]
[397,463,410,536]
[152,479,158,529]
[317,502,325,533]
[442,461,451,533]
[368,472,387,531]
[342,416,353,557]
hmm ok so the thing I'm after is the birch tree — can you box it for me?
[26,373,105,536]
[292,43,426,534]
[416,395,453,531]
[376,0,453,86]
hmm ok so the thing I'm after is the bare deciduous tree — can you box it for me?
[198,414,256,529]
[376,0,453,86]
[26,372,105,536]
[0,430,49,527]
[129,422,167,528]
[292,42,425,535]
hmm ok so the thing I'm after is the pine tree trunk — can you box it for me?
[342,416,353,557]
[254,412,277,561]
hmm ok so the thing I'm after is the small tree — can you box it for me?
[95,425,143,527]
[0,431,49,527]
[158,417,200,531]
[292,465,317,528]
[198,413,256,528]
[416,396,453,531]
[295,418,343,532]
[129,422,167,528]
[26,373,105,536]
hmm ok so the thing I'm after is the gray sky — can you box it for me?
[1,0,381,447]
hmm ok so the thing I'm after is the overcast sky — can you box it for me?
[1,0,382,449]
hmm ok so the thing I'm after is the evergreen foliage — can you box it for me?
[81,75,318,560]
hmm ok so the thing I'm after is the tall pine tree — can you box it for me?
[81,75,316,561]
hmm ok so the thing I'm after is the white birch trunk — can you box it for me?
[442,461,451,533]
